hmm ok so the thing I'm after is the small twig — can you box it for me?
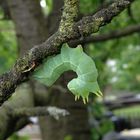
[12,106,70,120]
[70,24,140,46]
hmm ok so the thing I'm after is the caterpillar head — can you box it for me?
[67,78,90,104]
[68,78,102,104]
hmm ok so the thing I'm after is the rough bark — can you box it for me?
[70,24,140,46]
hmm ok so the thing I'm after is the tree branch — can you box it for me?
[0,0,131,105]
[12,106,69,120]
[70,24,140,45]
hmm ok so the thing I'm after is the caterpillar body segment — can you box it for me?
[33,44,102,103]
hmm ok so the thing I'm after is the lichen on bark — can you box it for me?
[59,0,78,34]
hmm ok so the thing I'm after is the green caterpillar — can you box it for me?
[33,44,102,104]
